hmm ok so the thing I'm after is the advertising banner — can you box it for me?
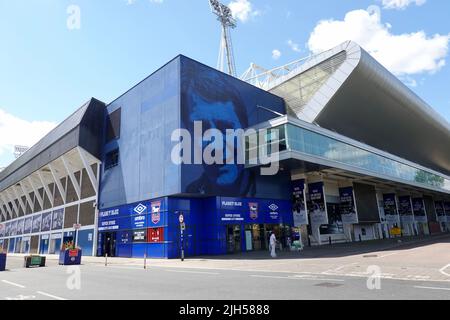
[132,229,147,243]
[5,222,11,237]
[0,223,4,237]
[383,194,399,225]
[148,227,164,243]
[32,214,42,233]
[52,209,64,230]
[412,198,428,223]
[41,212,52,232]
[16,219,24,235]
[292,179,308,226]
[398,196,414,224]
[308,182,328,225]
[435,201,446,223]
[10,220,18,236]
[24,217,33,234]
[444,202,450,223]
[339,187,358,224]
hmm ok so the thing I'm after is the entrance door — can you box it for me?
[102,232,117,257]
[226,225,241,254]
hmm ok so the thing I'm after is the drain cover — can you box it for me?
[314,282,344,288]
[363,254,378,258]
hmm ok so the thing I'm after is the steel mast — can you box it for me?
[209,0,237,77]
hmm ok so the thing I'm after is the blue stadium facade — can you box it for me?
[1,42,450,258]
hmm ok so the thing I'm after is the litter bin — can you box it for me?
[0,253,6,271]
[59,249,82,265]
[24,255,46,268]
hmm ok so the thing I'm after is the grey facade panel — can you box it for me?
[353,182,380,223]
[0,98,106,192]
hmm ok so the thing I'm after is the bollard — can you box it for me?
[359,234,362,242]
[105,253,108,267]
[329,236,332,245]
[144,253,147,270]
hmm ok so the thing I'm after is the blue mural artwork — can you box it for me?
[180,57,286,198]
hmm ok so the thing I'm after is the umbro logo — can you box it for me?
[134,203,147,215]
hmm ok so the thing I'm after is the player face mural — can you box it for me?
[180,59,254,197]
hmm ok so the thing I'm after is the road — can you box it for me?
[1,234,450,300]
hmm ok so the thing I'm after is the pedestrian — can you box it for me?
[269,231,277,258]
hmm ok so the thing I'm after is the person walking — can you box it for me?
[269,231,277,258]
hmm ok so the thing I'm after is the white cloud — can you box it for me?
[381,0,426,10]
[272,49,281,60]
[307,8,450,75]
[228,0,260,23]
[0,109,56,162]
[287,39,302,53]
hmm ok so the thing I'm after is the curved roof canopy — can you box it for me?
[0,98,105,192]
[267,41,450,177]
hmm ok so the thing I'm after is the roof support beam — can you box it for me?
[0,194,13,219]
[13,186,27,214]
[37,170,54,207]
[48,163,66,204]
[5,189,19,218]
[61,155,81,200]
[27,176,43,210]
[19,182,34,214]
[0,199,7,220]
[77,147,99,195]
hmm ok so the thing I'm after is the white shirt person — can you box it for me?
[269,232,277,258]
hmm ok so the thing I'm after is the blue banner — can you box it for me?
[383,194,399,225]
[16,219,24,235]
[339,187,358,224]
[52,209,64,230]
[292,180,308,226]
[435,201,446,222]
[398,196,414,224]
[444,202,450,223]
[412,198,427,223]
[41,212,52,232]
[308,182,328,225]
[32,214,42,233]
[24,217,33,234]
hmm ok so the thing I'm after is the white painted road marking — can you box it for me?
[250,274,345,282]
[36,291,67,300]
[5,295,36,300]
[165,270,220,275]
[439,264,450,277]
[414,286,450,291]
[1,280,26,288]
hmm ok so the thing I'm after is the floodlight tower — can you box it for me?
[209,0,237,77]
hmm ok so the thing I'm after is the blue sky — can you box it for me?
[0,0,449,168]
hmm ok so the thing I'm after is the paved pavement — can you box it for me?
[0,234,449,300]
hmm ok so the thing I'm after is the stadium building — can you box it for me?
[0,41,449,258]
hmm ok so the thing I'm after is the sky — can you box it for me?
[0,0,449,168]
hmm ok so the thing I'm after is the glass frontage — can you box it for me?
[246,122,450,193]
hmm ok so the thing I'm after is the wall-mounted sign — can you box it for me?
[132,229,147,243]
[41,212,52,232]
[148,227,164,243]
[412,198,427,223]
[398,196,414,224]
[32,214,42,233]
[308,182,328,225]
[151,201,161,224]
[292,179,308,226]
[52,209,64,230]
[383,194,399,225]
[435,201,445,222]
[339,187,358,224]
